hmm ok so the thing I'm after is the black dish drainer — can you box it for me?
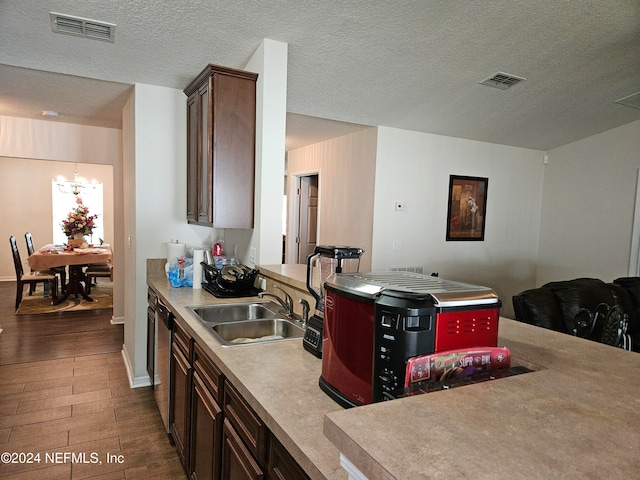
[201,262,261,298]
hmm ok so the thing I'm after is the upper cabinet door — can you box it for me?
[184,65,258,228]
[186,91,198,222]
[197,80,212,224]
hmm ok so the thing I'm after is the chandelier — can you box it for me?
[55,164,98,195]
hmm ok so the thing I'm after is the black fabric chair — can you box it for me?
[25,232,66,293]
[10,235,58,309]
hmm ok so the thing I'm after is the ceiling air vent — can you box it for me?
[480,72,526,90]
[615,91,640,110]
[50,12,115,43]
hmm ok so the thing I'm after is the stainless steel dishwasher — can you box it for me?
[155,300,173,433]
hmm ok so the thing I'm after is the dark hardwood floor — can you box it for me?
[0,281,185,479]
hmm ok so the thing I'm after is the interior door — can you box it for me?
[296,174,318,264]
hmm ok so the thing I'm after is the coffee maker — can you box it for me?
[303,245,364,357]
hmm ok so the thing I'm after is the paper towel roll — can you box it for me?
[166,242,186,263]
[192,248,204,289]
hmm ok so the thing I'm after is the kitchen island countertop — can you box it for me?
[324,312,640,479]
[149,260,640,479]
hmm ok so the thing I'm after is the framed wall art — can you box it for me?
[446,175,488,241]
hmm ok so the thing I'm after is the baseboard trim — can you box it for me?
[111,315,124,325]
[120,345,152,389]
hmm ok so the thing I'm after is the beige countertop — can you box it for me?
[258,263,309,291]
[148,260,346,480]
[149,260,640,479]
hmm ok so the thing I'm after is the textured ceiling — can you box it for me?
[1,0,639,151]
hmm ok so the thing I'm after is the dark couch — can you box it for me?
[512,277,640,352]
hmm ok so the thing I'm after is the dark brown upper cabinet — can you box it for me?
[185,64,258,228]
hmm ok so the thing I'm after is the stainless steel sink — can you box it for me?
[189,302,283,324]
[188,301,304,346]
[213,319,304,346]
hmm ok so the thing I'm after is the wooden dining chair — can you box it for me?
[10,236,58,309]
[25,232,67,293]
[85,262,112,294]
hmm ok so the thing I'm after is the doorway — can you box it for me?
[0,158,114,280]
[294,174,319,264]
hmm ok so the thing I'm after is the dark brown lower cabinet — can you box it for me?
[170,323,193,472]
[190,372,223,480]
[267,436,309,480]
[168,319,310,480]
[222,419,263,480]
[223,381,267,465]
[190,343,224,480]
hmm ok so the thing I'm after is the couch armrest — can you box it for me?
[512,288,566,332]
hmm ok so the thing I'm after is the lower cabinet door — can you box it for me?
[190,371,223,480]
[267,435,310,480]
[221,419,263,480]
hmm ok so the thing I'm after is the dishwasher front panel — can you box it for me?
[155,301,173,433]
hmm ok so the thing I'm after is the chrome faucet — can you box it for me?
[274,284,294,313]
[258,284,294,317]
[257,291,289,313]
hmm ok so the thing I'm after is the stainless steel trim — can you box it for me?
[325,271,499,306]
[155,300,172,433]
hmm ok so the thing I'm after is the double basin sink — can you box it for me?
[188,301,305,347]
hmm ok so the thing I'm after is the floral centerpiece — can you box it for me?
[61,197,98,242]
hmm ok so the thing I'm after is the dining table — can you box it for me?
[28,244,112,304]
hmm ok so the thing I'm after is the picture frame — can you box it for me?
[446,175,488,241]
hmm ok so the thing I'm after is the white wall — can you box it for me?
[372,127,545,318]
[537,119,640,285]
[225,38,289,267]
[0,115,121,163]
[122,83,219,386]
[286,127,378,271]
